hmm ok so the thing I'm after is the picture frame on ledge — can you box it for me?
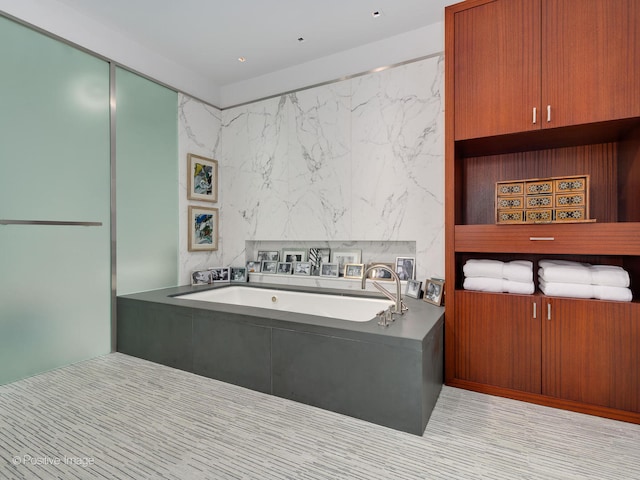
[188,206,218,251]
[246,261,261,273]
[208,267,230,282]
[191,270,214,285]
[187,153,218,202]
[261,260,278,274]
[231,267,248,283]
[331,250,361,276]
[405,279,422,299]
[282,249,307,263]
[344,263,365,279]
[257,251,279,262]
[320,262,339,278]
[277,262,293,274]
[424,278,444,306]
[366,263,395,281]
[395,256,416,280]
[293,261,312,276]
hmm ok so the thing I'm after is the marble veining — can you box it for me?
[179,56,445,284]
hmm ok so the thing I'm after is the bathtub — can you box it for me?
[177,286,394,322]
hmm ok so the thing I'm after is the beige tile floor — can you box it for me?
[1,353,638,479]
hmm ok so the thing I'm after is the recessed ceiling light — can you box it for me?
[238,57,246,62]
[372,10,382,18]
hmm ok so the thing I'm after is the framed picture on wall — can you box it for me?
[188,206,218,251]
[187,153,218,202]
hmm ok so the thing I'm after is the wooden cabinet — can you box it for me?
[542,298,640,413]
[445,0,640,424]
[453,0,640,140]
[455,291,541,393]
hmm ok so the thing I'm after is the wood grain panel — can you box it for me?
[454,0,541,140]
[542,298,640,413]
[455,291,541,393]
[542,0,640,127]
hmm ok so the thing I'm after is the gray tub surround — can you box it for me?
[117,283,444,435]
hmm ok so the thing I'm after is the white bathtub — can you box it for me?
[177,286,394,322]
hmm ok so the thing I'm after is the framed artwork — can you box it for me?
[261,260,278,274]
[191,270,214,285]
[331,250,361,276]
[395,257,416,280]
[282,249,307,263]
[319,262,339,277]
[344,263,365,279]
[366,263,395,281]
[277,262,293,274]
[424,278,445,306]
[208,267,229,282]
[257,251,279,262]
[293,261,312,276]
[187,153,218,202]
[246,261,261,273]
[405,279,422,299]
[188,206,218,251]
[231,267,247,282]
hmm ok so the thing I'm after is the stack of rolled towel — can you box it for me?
[463,259,535,294]
[538,259,632,302]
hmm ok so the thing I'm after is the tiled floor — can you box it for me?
[0,353,638,479]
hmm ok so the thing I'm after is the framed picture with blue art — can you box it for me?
[188,206,218,251]
[187,153,218,202]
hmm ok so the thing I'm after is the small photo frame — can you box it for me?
[331,250,362,276]
[293,261,312,276]
[282,249,307,263]
[208,267,230,282]
[424,278,444,306]
[187,153,218,202]
[261,260,278,274]
[191,269,214,285]
[395,257,416,280]
[344,263,365,279]
[257,251,279,262]
[246,261,261,273]
[188,206,218,251]
[320,262,339,277]
[405,279,422,299]
[277,262,293,274]
[366,263,395,281]
[231,267,247,283]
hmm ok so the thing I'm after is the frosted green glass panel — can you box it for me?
[0,17,111,384]
[116,68,178,294]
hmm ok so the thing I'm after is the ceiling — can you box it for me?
[54,0,455,88]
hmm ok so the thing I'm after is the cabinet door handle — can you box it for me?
[529,237,555,241]
[547,303,552,320]
[532,107,537,124]
[547,105,551,122]
[533,302,537,319]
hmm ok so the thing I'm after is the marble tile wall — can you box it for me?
[178,55,444,285]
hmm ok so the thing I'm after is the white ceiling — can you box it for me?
[1,0,457,106]
[55,0,453,85]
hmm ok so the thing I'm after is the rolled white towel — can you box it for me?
[539,279,594,299]
[464,259,533,282]
[538,259,592,284]
[590,265,630,288]
[594,285,633,302]
[463,277,534,294]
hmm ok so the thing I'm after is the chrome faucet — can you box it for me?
[362,264,407,315]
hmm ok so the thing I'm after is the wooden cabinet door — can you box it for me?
[542,298,640,412]
[453,0,541,140]
[542,0,640,128]
[455,291,542,393]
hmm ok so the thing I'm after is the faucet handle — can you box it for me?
[376,310,390,327]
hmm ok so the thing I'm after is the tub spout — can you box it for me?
[362,264,407,315]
